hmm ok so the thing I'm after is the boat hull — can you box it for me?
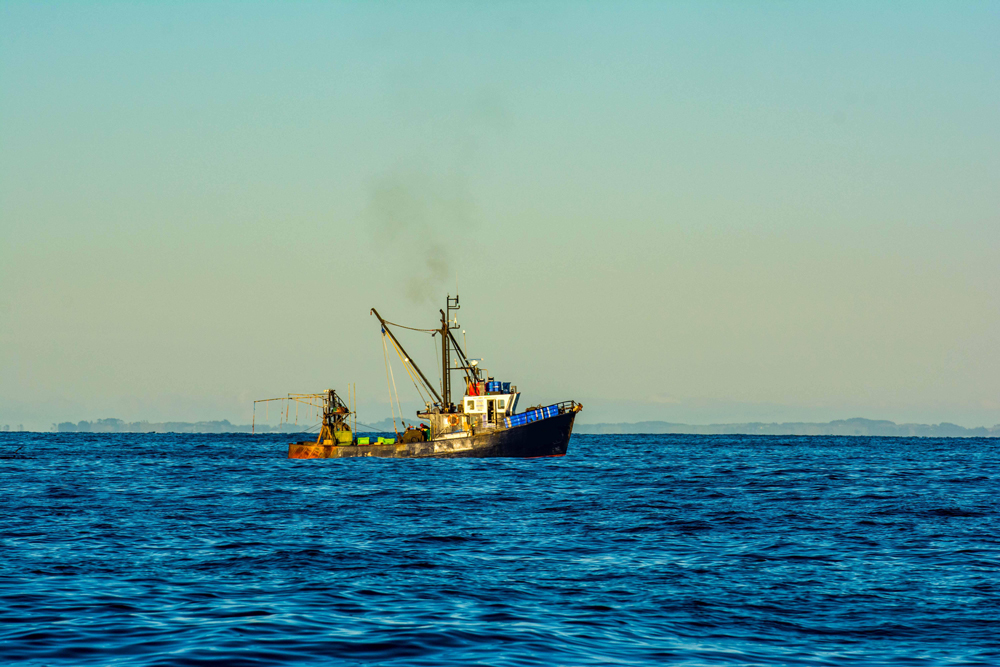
[288,411,576,459]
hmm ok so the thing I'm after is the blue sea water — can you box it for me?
[1,433,998,666]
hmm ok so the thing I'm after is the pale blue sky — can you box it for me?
[2,2,998,429]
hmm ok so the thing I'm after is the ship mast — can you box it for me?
[440,294,464,412]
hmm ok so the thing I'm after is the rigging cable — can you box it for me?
[386,334,429,404]
[382,333,399,436]
[382,320,438,333]
[433,334,441,396]
[386,341,404,433]
[354,420,390,432]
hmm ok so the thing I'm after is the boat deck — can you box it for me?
[289,410,577,459]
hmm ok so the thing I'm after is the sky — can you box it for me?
[1,2,998,430]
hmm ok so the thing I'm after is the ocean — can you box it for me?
[1,433,998,665]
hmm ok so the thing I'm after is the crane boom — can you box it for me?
[370,308,443,405]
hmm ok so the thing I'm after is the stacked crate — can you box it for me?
[504,404,559,428]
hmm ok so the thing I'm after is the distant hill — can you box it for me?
[53,418,305,434]
[51,417,397,434]
[575,418,1000,437]
[42,416,1000,437]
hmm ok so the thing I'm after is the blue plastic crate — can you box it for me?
[502,382,511,393]
[509,407,561,428]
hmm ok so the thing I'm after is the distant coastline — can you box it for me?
[47,419,302,434]
[575,417,1000,438]
[15,416,997,437]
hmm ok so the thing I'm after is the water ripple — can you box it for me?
[2,432,999,665]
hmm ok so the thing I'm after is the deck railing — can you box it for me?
[555,401,580,415]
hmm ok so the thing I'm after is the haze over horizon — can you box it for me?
[2,3,998,431]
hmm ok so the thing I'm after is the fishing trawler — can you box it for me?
[284,295,581,459]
